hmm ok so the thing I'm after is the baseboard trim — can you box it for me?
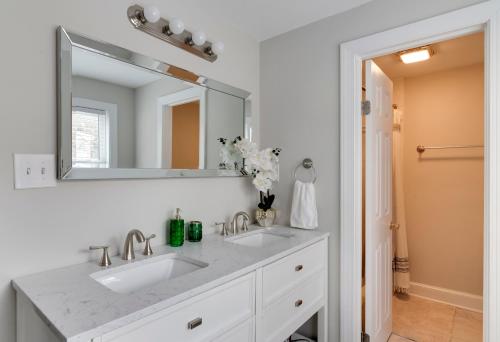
[409,282,482,312]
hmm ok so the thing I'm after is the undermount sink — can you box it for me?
[227,230,293,247]
[91,254,208,294]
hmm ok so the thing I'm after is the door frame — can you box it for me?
[339,1,500,341]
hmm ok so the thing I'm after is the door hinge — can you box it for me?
[362,332,370,342]
[362,100,371,115]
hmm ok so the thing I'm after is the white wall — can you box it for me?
[260,0,486,340]
[0,1,259,341]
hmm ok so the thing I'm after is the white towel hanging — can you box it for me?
[290,180,318,229]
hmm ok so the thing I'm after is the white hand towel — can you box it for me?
[290,180,318,229]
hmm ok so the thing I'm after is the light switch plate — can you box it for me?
[14,154,57,189]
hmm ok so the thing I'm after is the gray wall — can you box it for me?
[72,76,136,168]
[206,90,245,169]
[135,77,190,168]
[0,1,259,341]
[260,0,486,340]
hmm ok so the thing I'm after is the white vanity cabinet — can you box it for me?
[99,238,328,342]
[258,239,328,342]
[99,273,255,342]
[216,318,255,342]
[16,237,328,342]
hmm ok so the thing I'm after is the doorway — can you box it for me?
[171,100,200,169]
[362,32,484,342]
[157,87,206,169]
[339,2,500,341]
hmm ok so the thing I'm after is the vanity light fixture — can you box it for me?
[127,4,222,62]
[143,5,161,23]
[167,17,185,35]
[211,41,225,55]
[399,46,433,64]
[191,30,207,46]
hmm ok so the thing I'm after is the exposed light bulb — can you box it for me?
[143,5,161,23]
[191,30,207,46]
[169,17,185,35]
[212,41,225,55]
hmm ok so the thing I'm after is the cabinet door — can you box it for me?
[102,273,255,342]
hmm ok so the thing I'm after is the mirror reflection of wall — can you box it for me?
[206,90,245,170]
[70,45,248,172]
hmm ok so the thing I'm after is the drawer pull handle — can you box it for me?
[295,265,303,272]
[187,317,202,330]
[295,299,303,307]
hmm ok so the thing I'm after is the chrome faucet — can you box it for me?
[122,229,145,260]
[231,211,250,235]
[89,245,112,267]
[215,222,229,237]
[143,234,156,256]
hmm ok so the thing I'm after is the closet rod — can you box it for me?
[416,144,484,153]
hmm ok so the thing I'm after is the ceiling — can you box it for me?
[194,0,372,41]
[373,32,484,79]
[72,47,163,88]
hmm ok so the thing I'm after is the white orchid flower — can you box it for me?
[234,138,258,159]
[253,173,272,192]
[248,149,274,171]
[219,143,239,169]
[221,136,280,192]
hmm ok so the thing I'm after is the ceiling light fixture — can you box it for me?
[127,4,223,62]
[399,46,433,64]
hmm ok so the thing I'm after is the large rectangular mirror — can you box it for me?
[57,27,251,180]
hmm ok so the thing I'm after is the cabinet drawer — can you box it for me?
[262,240,326,307]
[261,270,325,342]
[214,317,254,342]
[102,273,255,342]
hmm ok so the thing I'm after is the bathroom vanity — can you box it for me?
[13,227,329,342]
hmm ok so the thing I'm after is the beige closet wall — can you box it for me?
[402,63,484,295]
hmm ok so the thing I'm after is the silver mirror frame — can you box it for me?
[57,26,251,180]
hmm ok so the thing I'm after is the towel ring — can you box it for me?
[293,158,317,183]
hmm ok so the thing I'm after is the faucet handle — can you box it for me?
[215,222,228,236]
[89,245,112,267]
[143,234,156,256]
[241,217,249,232]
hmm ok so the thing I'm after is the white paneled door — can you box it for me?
[365,60,393,342]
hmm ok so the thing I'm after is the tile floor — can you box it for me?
[392,295,482,342]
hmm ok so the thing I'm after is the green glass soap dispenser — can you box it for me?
[169,208,184,247]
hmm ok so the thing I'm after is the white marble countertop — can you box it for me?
[12,226,329,342]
